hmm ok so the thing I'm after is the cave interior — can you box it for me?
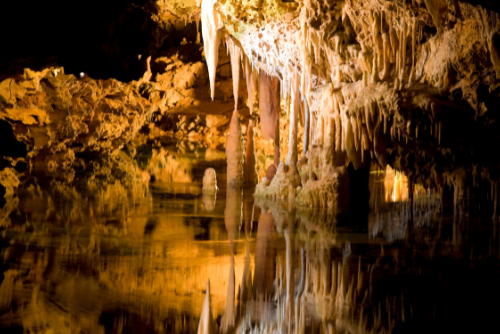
[1,0,500,333]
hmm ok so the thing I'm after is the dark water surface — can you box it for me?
[1,141,500,334]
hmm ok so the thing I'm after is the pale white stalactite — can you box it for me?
[297,6,313,107]
[227,37,242,110]
[286,71,301,167]
[201,0,223,100]
[197,280,217,334]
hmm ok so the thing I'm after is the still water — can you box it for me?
[1,137,500,333]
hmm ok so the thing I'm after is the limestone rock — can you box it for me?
[0,67,152,169]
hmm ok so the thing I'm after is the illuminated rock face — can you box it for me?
[0,68,152,170]
[1,0,500,215]
[193,0,500,214]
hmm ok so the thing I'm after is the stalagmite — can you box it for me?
[227,37,241,110]
[202,168,218,195]
[197,280,217,334]
[226,110,244,187]
[201,0,223,100]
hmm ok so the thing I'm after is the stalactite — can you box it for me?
[390,26,400,64]
[201,0,223,100]
[275,110,281,167]
[381,33,391,81]
[372,56,379,83]
[227,37,241,110]
[365,102,374,142]
[304,101,310,154]
[244,56,258,115]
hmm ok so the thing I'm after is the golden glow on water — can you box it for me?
[1,139,500,333]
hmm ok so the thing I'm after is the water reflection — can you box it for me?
[1,141,500,333]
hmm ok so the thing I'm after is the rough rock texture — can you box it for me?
[0,68,153,169]
[197,0,500,215]
[296,152,350,212]
[255,162,300,205]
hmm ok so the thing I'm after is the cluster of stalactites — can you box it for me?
[200,0,455,172]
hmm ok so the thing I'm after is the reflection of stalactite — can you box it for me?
[222,175,242,332]
[197,280,217,334]
[284,228,294,330]
[253,209,276,298]
[221,258,235,333]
